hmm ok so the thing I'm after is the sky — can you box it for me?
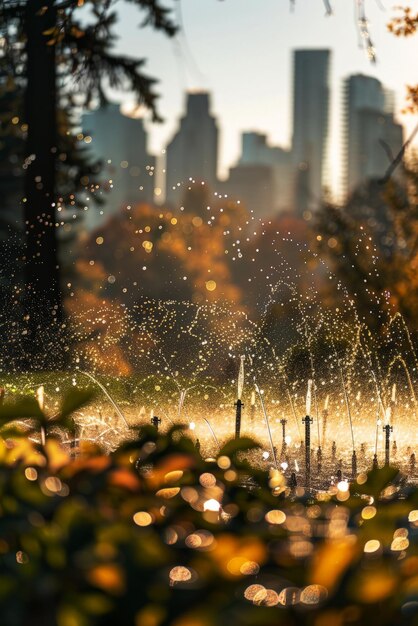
[113,0,418,194]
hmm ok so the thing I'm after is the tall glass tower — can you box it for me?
[343,74,402,197]
[291,49,331,214]
[165,92,218,206]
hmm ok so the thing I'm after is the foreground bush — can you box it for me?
[0,393,417,625]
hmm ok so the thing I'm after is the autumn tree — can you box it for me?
[314,175,418,332]
[314,4,418,333]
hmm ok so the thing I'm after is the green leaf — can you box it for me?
[219,437,260,458]
[52,416,77,436]
[0,426,32,439]
[0,396,45,426]
[59,388,96,419]
[354,466,400,498]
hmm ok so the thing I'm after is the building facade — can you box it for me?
[291,49,331,215]
[165,92,218,207]
[223,132,293,216]
[82,103,155,229]
[343,74,403,197]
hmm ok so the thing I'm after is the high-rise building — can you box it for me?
[356,109,403,184]
[343,74,403,196]
[223,163,275,218]
[223,132,293,216]
[291,49,331,214]
[165,92,218,206]
[82,103,155,229]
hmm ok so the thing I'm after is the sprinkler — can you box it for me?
[151,415,161,430]
[383,406,393,466]
[302,416,313,489]
[235,355,245,439]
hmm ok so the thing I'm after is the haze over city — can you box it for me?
[111,0,418,195]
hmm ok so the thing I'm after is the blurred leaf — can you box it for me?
[147,454,195,488]
[53,414,77,436]
[86,564,125,595]
[5,438,44,466]
[79,593,113,615]
[351,569,397,603]
[57,605,89,626]
[44,439,70,472]
[219,437,260,458]
[310,536,359,594]
[59,388,96,419]
[354,466,400,498]
[0,396,45,424]
[108,468,140,491]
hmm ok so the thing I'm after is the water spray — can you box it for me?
[77,371,128,428]
[337,356,357,478]
[322,395,329,447]
[286,387,302,443]
[373,415,380,469]
[250,390,256,421]
[202,417,220,448]
[255,382,278,470]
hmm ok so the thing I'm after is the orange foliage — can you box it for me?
[310,537,359,595]
[74,202,246,307]
[388,6,418,37]
[388,6,418,113]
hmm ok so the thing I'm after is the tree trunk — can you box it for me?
[23,0,64,369]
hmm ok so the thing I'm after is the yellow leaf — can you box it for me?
[310,536,358,594]
[148,454,194,488]
[6,439,45,467]
[45,439,70,472]
[353,570,396,603]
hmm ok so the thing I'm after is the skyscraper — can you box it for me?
[82,103,155,229]
[224,163,275,218]
[223,132,293,216]
[291,49,330,214]
[343,74,403,196]
[165,92,218,206]
[357,110,403,186]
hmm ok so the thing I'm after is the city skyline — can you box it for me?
[86,64,405,216]
[111,0,418,197]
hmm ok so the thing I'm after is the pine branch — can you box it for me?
[125,0,177,36]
